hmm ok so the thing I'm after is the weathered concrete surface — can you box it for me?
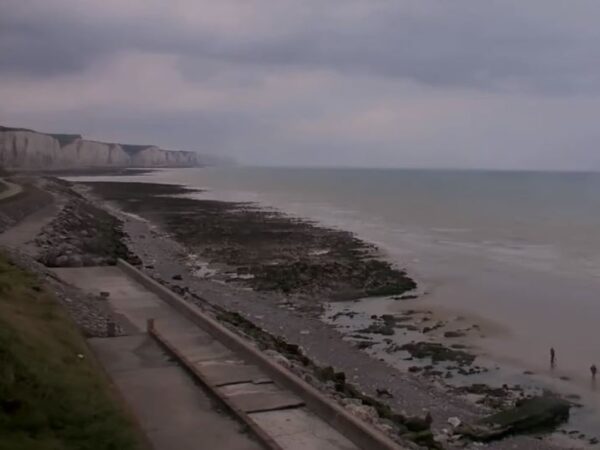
[220,382,305,413]
[197,361,271,387]
[0,179,23,200]
[56,266,263,450]
[90,335,261,450]
[53,266,360,450]
[251,408,358,450]
[0,202,57,251]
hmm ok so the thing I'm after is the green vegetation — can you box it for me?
[0,253,143,450]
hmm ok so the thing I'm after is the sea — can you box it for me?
[73,166,600,422]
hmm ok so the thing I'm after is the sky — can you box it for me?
[2,1,600,170]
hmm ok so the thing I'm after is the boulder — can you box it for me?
[457,395,571,441]
[55,255,70,266]
[444,331,466,338]
[404,412,433,432]
[447,417,461,428]
[68,255,83,267]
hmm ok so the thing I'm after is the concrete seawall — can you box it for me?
[117,259,406,450]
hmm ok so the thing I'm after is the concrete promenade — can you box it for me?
[53,265,360,450]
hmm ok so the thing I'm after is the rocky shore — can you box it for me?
[84,181,416,303]
[75,177,591,449]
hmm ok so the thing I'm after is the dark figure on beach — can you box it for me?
[550,347,556,368]
[591,364,597,380]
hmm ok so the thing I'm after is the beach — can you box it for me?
[56,167,600,448]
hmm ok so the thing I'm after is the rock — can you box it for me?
[68,255,83,267]
[99,291,110,298]
[344,403,378,423]
[375,388,393,398]
[403,429,440,448]
[448,417,462,428]
[456,395,571,442]
[392,294,418,300]
[56,255,70,266]
[404,412,433,432]
[172,274,183,280]
[400,342,476,366]
[354,340,375,350]
[444,331,466,338]
[358,323,395,336]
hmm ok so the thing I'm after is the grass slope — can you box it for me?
[0,254,142,450]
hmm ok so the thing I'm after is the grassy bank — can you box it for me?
[0,253,143,450]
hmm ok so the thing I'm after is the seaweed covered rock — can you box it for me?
[83,181,417,301]
[400,341,476,366]
[457,395,571,441]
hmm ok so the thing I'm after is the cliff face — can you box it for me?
[0,126,210,170]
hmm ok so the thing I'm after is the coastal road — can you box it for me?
[0,178,23,201]
[52,264,383,450]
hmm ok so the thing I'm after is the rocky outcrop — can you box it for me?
[456,395,571,441]
[0,125,219,170]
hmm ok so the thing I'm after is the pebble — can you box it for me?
[447,416,461,428]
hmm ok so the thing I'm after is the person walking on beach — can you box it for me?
[550,347,556,369]
[591,364,597,380]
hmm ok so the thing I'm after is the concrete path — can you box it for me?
[91,335,261,450]
[53,266,359,450]
[55,266,263,450]
[0,202,58,253]
[0,178,23,201]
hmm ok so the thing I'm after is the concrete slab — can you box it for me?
[196,361,270,386]
[250,408,358,450]
[167,334,235,363]
[89,335,173,372]
[220,382,305,413]
[0,202,58,252]
[53,267,200,333]
[91,334,263,450]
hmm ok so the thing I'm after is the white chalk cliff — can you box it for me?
[0,126,219,169]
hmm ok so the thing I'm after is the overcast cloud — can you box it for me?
[1,0,600,170]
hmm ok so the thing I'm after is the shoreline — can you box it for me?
[56,173,596,448]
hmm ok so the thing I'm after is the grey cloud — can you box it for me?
[3,1,600,171]
[2,1,600,93]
